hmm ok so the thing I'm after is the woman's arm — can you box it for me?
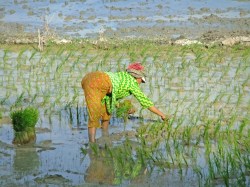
[148,106,166,120]
[128,81,166,120]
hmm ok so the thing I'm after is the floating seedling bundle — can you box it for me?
[10,107,39,144]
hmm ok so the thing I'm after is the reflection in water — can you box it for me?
[14,146,39,174]
[84,129,115,185]
[63,106,88,127]
[84,149,115,185]
[84,130,146,185]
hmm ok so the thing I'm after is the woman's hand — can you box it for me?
[128,108,136,114]
[160,114,166,121]
[148,106,167,121]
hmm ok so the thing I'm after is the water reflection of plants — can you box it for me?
[83,118,249,186]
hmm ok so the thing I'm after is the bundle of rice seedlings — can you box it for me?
[10,107,39,144]
[116,100,135,122]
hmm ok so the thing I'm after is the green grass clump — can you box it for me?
[10,107,39,144]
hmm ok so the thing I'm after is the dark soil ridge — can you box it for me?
[0,21,250,47]
[1,31,250,47]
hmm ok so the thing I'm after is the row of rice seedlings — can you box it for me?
[204,123,249,186]
[0,44,249,121]
[82,116,248,185]
[1,43,249,185]
[3,47,64,110]
[1,43,248,124]
[172,49,246,122]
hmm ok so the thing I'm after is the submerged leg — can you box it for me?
[101,120,110,137]
[88,127,96,143]
[101,120,109,131]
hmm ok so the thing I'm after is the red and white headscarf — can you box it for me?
[126,62,146,83]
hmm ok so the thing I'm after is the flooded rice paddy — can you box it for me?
[0,43,249,186]
[0,0,250,186]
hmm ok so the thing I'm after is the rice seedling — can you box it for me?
[10,106,39,144]
[116,100,135,122]
[0,91,10,105]
[11,92,25,109]
[3,49,9,63]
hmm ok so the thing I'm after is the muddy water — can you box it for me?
[0,108,139,186]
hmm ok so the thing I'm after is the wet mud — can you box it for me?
[0,0,249,45]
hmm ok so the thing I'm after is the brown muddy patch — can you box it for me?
[0,116,12,124]
[35,174,71,185]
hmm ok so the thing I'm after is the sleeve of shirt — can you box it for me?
[130,83,154,108]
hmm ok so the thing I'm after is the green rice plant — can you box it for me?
[213,122,221,139]
[203,122,212,156]
[89,142,99,156]
[116,100,135,122]
[236,167,247,187]
[241,75,249,88]
[85,139,145,185]
[165,140,175,165]
[0,91,10,105]
[76,103,80,125]
[10,106,39,144]
[238,118,248,136]
[11,92,25,109]
[17,49,27,67]
[71,55,81,71]
[193,165,203,186]
[217,134,225,157]
[139,46,149,58]
[114,55,125,71]
[41,93,50,107]
[182,125,193,146]
[28,50,38,61]
[3,49,9,63]
[209,152,232,187]
[208,155,215,180]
